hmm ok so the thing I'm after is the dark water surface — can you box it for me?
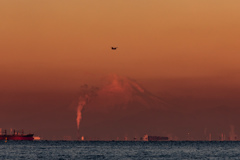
[1,141,240,159]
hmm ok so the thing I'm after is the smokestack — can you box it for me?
[209,133,211,141]
[220,133,223,141]
[220,133,225,141]
[229,125,237,141]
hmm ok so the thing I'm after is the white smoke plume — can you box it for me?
[76,97,87,130]
[76,85,98,130]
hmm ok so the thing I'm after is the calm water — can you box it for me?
[1,141,240,159]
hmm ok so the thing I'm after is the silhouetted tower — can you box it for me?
[209,133,212,141]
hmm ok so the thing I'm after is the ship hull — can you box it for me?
[0,134,34,141]
[148,136,169,141]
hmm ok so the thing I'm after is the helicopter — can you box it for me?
[111,47,118,50]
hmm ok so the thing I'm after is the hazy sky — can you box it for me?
[1,1,240,81]
[1,1,240,140]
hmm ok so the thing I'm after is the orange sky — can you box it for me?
[1,0,240,82]
[1,1,240,140]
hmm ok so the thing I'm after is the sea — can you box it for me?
[1,141,240,159]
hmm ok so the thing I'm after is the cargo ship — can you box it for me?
[0,130,34,141]
[142,134,169,141]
